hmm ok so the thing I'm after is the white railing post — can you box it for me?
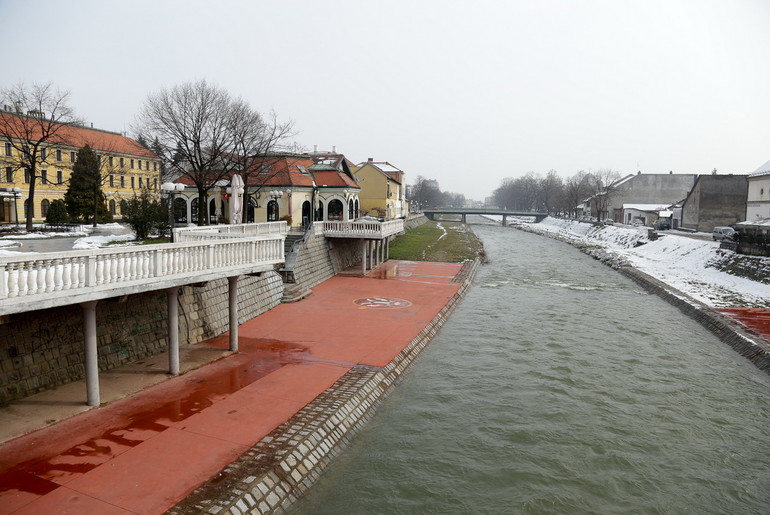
[85,255,97,286]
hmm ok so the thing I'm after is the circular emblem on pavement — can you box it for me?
[354,297,412,309]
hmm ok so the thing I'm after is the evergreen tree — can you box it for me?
[45,199,69,225]
[122,188,167,240]
[64,145,112,226]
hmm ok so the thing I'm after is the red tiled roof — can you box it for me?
[0,111,157,158]
[312,170,359,188]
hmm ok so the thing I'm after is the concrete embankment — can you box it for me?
[516,223,770,375]
[171,258,480,514]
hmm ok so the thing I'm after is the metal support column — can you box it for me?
[167,287,180,375]
[81,300,99,406]
[228,276,239,352]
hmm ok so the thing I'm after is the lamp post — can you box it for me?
[161,182,185,242]
[12,187,21,230]
[268,190,283,222]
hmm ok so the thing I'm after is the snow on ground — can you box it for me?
[492,216,769,308]
[72,233,136,249]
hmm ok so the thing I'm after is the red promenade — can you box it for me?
[0,261,464,514]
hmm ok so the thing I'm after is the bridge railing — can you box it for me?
[316,219,404,239]
[0,236,284,301]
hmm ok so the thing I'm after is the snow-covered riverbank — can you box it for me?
[511,217,769,308]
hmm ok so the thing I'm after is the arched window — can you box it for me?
[348,199,354,220]
[246,197,256,223]
[316,201,324,221]
[354,198,359,218]
[109,199,116,215]
[191,198,199,224]
[267,200,279,221]
[328,199,343,221]
[41,199,50,218]
[173,197,186,223]
[120,200,128,216]
[301,200,311,228]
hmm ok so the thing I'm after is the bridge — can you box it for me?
[422,208,548,225]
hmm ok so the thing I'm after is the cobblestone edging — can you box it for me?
[516,224,770,374]
[170,259,480,515]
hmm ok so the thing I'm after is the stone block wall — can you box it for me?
[291,232,361,291]
[0,271,284,405]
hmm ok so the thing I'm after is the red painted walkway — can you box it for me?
[0,261,463,514]
[718,307,770,341]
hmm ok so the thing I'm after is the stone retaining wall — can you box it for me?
[0,272,284,405]
[171,258,481,514]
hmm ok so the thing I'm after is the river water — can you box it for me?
[295,222,770,514]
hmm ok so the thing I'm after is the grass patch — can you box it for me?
[389,221,483,262]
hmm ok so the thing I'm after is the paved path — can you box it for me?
[0,260,464,514]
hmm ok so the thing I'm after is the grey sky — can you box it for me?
[2,0,769,200]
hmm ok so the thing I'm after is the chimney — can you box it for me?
[313,144,317,152]
[368,157,373,162]
[332,145,336,153]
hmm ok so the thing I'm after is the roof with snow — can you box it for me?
[749,160,770,177]
[622,204,671,212]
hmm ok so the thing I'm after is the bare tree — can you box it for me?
[561,170,590,218]
[135,80,290,225]
[537,170,563,215]
[585,168,621,221]
[0,82,79,230]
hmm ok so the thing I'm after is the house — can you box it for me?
[172,153,360,228]
[0,109,160,224]
[746,160,770,221]
[681,174,748,232]
[350,159,406,219]
[617,204,672,226]
[606,172,697,223]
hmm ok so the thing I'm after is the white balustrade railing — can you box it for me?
[318,219,404,239]
[174,221,287,242]
[0,236,284,300]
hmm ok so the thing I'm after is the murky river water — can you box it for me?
[295,222,770,514]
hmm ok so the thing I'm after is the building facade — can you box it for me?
[351,159,406,219]
[0,110,160,224]
[681,174,748,232]
[746,160,770,221]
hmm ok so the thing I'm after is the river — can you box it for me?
[295,222,770,514]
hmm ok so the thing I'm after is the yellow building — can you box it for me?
[0,110,160,225]
[351,159,406,219]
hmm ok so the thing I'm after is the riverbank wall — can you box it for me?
[171,258,481,515]
[516,224,770,375]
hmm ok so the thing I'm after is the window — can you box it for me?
[153,162,158,172]
[138,160,142,170]
[119,157,124,167]
[5,167,12,182]
[5,143,12,156]
[70,151,76,162]
[131,176,135,189]
[153,178,157,189]
[120,176,125,188]
[56,149,62,161]
[139,177,143,188]
[41,199,50,217]
[108,156,114,167]
[109,175,114,187]
[40,148,46,161]
[56,170,63,184]
[24,168,30,183]
[41,169,47,184]
[109,199,116,215]
[130,159,134,169]
[260,164,271,174]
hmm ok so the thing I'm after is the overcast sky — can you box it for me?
[2,0,769,200]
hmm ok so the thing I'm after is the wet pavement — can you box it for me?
[0,260,463,514]
[718,307,770,341]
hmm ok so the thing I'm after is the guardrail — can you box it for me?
[317,219,404,239]
[0,236,284,301]
[174,221,288,241]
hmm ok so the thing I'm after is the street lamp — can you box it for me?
[12,187,21,230]
[161,182,185,242]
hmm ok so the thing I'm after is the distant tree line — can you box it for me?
[492,169,621,219]
[408,175,466,210]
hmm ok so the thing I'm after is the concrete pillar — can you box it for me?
[462,214,466,224]
[167,287,180,375]
[81,300,99,406]
[502,215,507,227]
[228,276,239,352]
[369,240,375,270]
[385,236,390,260]
[361,239,367,275]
